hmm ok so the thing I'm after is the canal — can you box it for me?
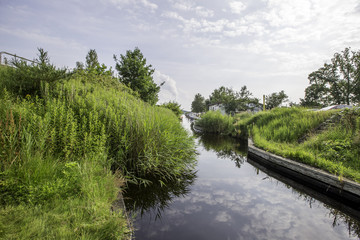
[124,116,360,240]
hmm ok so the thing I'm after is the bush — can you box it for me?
[1,48,67,98]
[195,110,234,135]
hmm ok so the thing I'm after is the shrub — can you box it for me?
[195,110,234,135]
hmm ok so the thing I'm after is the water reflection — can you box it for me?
[124,171,197,220]
[197,133,247,168]
[248,157,360,239]
[126,117,360,240]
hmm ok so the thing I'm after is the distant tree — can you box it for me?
[208,86,237,113]
[75,49,112,76]
[236,86,255,111]
[207,86,257,114]
[75,61,84,71]
[161,101,182,118]
[266,90,288,109]
[301,47,360,106]
[85,49,99,70]
[114,47,163,105]
[191,93,206,112]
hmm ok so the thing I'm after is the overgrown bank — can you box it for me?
[0,53,196,238]
[195,108,360,183]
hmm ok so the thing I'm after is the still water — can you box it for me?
[125,117,360,240]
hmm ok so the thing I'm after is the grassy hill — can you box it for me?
[0,65,196,239]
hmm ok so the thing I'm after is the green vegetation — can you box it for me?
[206,86,260,114]
[114,47,163,105]
[191,86,289,114]
[160,101,182,119]
[301,47,360,107]
[265,90,288,110]
[195,110,235,135]
[235,107,360,182]
[191,93,206,113]
[0,49,196,239]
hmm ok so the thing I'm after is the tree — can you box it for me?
[161,101,182,118]
[208,86,237,114]
[85,49,99,70]
[266,90,288,109]
[301,47,360,106]
[207,86,258,114]
[191,93,206,112]
[114,47,163,105]
[8,48,67,97]
[75,49,113,77]
[236,86,255,111]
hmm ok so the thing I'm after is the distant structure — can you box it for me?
[208,103,226,115]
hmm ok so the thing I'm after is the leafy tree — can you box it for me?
[6,48,67,97]
[236,86,257,111]
[75,49,113,77]
[191,93,206,112]
[114,47,163,105]
[85,49,99,70]
[208,86,237,114]
[266,90,288,109]
[160,101,182,118]
[301,47,360,107]
[207,86,258,114]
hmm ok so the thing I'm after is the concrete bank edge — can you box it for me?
[247,139,360,199]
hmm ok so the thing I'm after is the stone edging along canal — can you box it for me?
[247,139,360,209]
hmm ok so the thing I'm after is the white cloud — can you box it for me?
[194,6,214,18]
[0,26,85,51]
[104,0,130,8]
[162,11,185,21]
[229,1,246,14]
[154,71,179,103]
[104,0,157,12]
[173,1,194,11]
[140,0,158,11]
[172,1,214,18]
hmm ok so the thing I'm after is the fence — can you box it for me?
[0,51,38,66]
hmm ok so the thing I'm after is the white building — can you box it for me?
[208,103,226,115]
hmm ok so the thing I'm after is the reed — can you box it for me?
[195,110,235,135]
[0,70,196,238]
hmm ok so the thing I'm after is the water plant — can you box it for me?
[195,110,235,135]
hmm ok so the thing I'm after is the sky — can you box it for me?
[1,0,360,110]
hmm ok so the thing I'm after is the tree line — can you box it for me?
[301,47,360,107]
[191,86,288,113]
[192,47,360,113]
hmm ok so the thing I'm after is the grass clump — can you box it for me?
[195,110,234,135]
[242,107,360,182]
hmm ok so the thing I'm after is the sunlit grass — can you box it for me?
[241,107,360,182]
[0,70,197,239]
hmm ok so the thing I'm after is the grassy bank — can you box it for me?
[0,65,196,239]
[235,108,360,182]
[194,110,235,135]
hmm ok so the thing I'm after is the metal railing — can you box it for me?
[0,51,38,66]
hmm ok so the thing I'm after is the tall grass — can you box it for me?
[195,110,235,135]
[0,69,197,238]
[242,107,360,182]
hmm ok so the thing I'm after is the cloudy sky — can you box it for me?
[1,0,360,109]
